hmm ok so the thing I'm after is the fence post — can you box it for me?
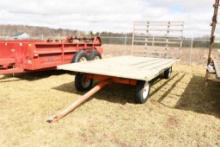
[190,37,194,65]
[124,34,127,46]
[131,23,135,55]
[152,36,155,46]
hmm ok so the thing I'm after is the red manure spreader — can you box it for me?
[0,36,103,75]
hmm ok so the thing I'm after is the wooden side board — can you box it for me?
[214,60,220,79]
[58,56,176,81]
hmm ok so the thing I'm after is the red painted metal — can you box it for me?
[86,74,137,86]
[0,37,103,74]
[47,74,138,123]
[47,79,110,123]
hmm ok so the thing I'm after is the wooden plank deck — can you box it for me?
[58,56,176,81]
[214,60,220,78]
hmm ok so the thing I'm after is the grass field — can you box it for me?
[0,62,220,146]
[103,44,220,65]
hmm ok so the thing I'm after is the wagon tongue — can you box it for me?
[47,80,110,123]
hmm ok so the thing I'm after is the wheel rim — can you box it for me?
[142,82,150,99]
[81,76,91,88]
[79,57,87,62]
[94,56,101,60]
[168,68,172,77]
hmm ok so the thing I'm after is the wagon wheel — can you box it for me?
[89,50,102,60]
[75,73,93,92]
[163,67,172,79]
[79,56,88,62]
[73,51,89,63]
[135,81,151,104]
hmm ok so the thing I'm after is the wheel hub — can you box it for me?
[82,77,91,88]
[79,57,87,62]
[94,56,101,60]
[142,83,150,99]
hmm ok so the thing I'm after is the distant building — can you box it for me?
[12,33,30,39]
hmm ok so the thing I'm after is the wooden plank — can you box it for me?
[58,56,176,81]
[214,60,220,78]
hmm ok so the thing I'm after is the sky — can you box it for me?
[0,0,215,37]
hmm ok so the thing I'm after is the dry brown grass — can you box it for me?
[103,44,220,65]
[0,47,220,146]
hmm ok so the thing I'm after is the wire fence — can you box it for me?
[100,36,211,48]
[100,35,220,65]
[0,34,212,49]
[0,34,219,65]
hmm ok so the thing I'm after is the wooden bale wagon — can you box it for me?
[47,56,176,123]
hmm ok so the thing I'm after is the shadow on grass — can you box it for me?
[157,74,185,103]
[53,73,220,118]
[150,73,220,118]
[175,76,220,118]
[0,70,72,82]
[53,81,135,105]
[53,73,182,105]
[149,73,180,97]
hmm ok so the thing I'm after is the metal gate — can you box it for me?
[132,21,184,58]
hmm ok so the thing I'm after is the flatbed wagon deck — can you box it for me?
[58,56,176,81]
[47,56,176,123]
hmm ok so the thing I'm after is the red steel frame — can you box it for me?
[47,73,138,123]
[85,74,137,86]
[0,37,103,74]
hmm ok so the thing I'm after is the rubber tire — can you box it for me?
[73,51,89,63]
[75,73,93,92]
[135,81,150,104]
[164,67,172,79]
[88,50,102,60]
